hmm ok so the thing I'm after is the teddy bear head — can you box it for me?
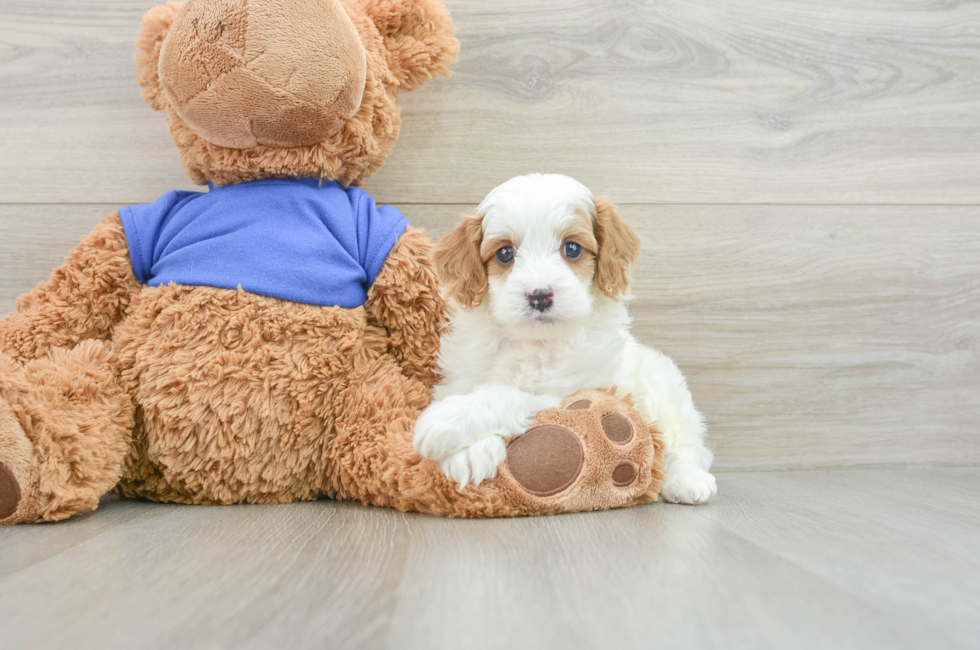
[136,0,458,186]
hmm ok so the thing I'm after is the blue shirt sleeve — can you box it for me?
[346,187,410,288]
[119,190,200,284]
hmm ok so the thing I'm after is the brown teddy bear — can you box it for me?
[0,0,665,524]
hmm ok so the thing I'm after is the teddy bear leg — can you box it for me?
[324,356,529,517]
[0,341,135,524]
[0,398,36,523]
[326,357,665,517]
[414,387,667,516]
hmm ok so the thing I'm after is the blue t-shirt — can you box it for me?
[119,178,409,308]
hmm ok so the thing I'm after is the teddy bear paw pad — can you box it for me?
[612,462,638,487]
[601,412,634,444]
[506,425,584,497]
[0,462,21,521]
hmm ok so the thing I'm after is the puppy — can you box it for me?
[414,174,716,504]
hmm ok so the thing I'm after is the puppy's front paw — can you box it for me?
[529,394,563,411]
[439,436,507,488]
[414,399,474,461]
[499,394,563,438]
[661,467,717,505]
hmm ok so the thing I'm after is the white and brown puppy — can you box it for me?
[414,173,716,504]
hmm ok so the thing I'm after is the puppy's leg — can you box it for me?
[662,448,717,505]
[629,346,717,505]
[414,385,560,487]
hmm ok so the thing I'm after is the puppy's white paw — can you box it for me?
[661,467,717,505]
[500,393,562,437]
[414,397,475,460]
[439,435,507,488]
[414,391,562,462]
[527,394,563,414]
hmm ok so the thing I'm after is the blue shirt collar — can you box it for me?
[207,177,339,191]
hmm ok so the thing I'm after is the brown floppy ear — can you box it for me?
[593,197,640,299]
[364,0,460,91]
[432,212,487,309]
[135,2,183,111]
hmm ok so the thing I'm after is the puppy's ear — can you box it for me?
[135,2,183,111]
[593,197,640,299]
[432,212,488,309]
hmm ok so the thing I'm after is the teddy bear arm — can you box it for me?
[364,225,447,387]
[0,212,142,364]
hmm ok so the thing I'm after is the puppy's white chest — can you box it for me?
[512,354,560,393]
[490,341,563,392]
[489,338,620,394]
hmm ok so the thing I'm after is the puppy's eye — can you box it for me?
[563,242,583,260]
[496,246,514,264]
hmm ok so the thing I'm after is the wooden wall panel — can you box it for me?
[1,0,979,204]
[3,203,976,470]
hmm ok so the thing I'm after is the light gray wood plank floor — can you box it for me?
[0,468,977,650]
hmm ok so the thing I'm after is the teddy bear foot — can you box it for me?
[0,398,40,525]
[495,389,666,515]
[0,462,20,521]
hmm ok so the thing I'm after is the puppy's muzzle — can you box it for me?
[527,288,554,312]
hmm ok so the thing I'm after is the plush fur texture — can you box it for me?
[157,0,368,149]
[418,174,718,505]
[0,0,461,524]
[136,0,459,186]
[0,213,658,522]
[0,216,660,521]
[0,343,133,522]
[0,2,665,524]
[363,227,447,386]
[0,214,141,363]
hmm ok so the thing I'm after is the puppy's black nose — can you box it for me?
[527,288,554,312]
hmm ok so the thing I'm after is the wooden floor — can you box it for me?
[1,1,978,647]
[0,468,977,650]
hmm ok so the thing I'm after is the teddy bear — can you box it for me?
[0,0,665,524]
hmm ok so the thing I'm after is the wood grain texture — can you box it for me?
[1,3,977,646]
[1,0,980,204]
[2,203,977,471]
[0,468,976,650]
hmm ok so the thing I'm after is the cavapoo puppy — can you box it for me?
[414,174,716,504]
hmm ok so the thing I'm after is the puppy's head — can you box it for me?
[433,174,639,332]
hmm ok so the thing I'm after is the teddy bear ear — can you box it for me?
[365,0,460,91]
[135,2,183,111]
